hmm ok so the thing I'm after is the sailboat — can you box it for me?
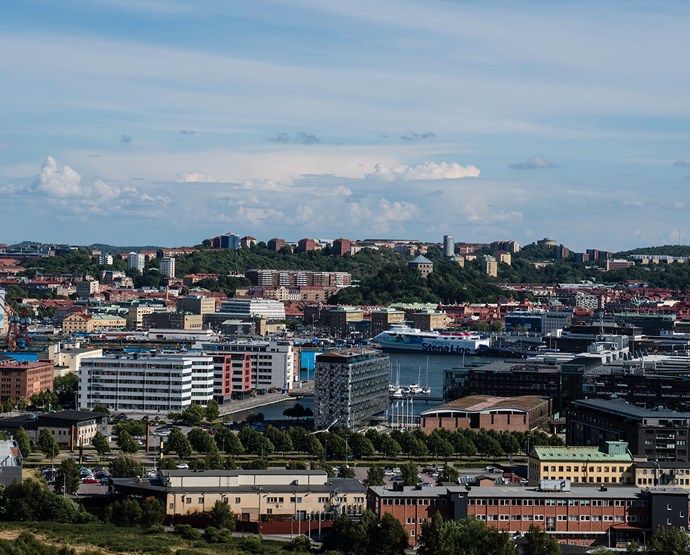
[407,366,424,394]
[421,357,431,394]
[391,363,404,398]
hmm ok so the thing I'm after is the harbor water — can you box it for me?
[241,352,491,422]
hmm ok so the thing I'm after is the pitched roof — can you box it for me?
[409,255,433,265]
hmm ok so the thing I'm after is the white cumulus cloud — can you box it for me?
[32,156,83,197]
[176,171,224,183]
[365,161,480,181]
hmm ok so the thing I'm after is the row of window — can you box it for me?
[381,498,447,506]
[469,498,646,507]
[541,476,632,484]
[543,465,628,473]
[474,514,639,523]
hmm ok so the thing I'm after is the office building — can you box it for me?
[199,340,295,391]
[568,398,690,462]
[219,298,286,320]
[79,353,214,412]
[0,358,54,403]
[219,233,241,249]
[370,308,406,337]
[112,469,366,534]
[528,441,634,485]
[410,309,450,331]
[142,311,203,331]
[314,349,389,429]
[127,252,145,272]
[0,410,109,449]
[504,309,573,335]
[329,306,364,338]
[160,256,176,278]
[176,295,217,315]
[369,482,689,548]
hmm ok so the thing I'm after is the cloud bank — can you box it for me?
[365,161,480,181]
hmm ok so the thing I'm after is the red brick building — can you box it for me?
[420,395,551,433]
[0,358,54,403]
[332,238,352,257]
[367,484,452,544]
[369,482,689,548]
[296,238,318,253]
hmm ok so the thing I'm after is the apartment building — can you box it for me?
[198,340,295,391]
[314,349,389,429]
[245,269,351,288]
[528,441,634,485]
[160,256,176,278]
[79,353,214,412]
[127,252,145,272]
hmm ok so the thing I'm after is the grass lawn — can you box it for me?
[0,522,292,555]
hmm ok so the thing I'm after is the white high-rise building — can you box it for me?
[127,252,146,272]
[98,253,114,266]
[198,339,295,391]
[219,298,286,320]
[160,256,176,278]
[79,353,214,412]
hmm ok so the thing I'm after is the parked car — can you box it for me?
[81,478,99,484]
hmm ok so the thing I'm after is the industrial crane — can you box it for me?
[0,294,31,351]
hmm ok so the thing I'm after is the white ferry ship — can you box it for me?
[373,324,491,355]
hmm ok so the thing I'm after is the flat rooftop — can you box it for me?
[422,395,549,415]
[572,398,690,420]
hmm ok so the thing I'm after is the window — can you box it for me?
[198,497,204,504]
[557,515,566,521]
[410,530,415,537]
[580,515,590,521]
[185,497,191,504]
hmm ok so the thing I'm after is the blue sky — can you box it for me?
[2,0,690,251]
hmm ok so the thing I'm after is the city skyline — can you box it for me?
[2,1,690,250]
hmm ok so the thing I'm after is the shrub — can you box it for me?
[174,524,203,541]
[203,526,233,544]
[238,535,263,553]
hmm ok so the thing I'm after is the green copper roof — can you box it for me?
[532,445,632,463]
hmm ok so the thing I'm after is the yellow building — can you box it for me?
[482,255,498,278]
[112,469,367,532]
[528,441,634,486]
[495,250,512,266]
[410,310,450,331]
[634,461,690,490]
[329,306,364,338]
[62,312,126,333]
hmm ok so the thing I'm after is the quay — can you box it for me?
[218,381,314,417]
